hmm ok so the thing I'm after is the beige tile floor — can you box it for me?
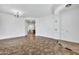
[0,36,79,55]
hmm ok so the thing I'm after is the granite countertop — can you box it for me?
[0,36,79,55]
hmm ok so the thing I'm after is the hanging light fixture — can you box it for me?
[11,9,24,18]
[14,11,24,18]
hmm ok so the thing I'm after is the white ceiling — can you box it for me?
[0,4,56,18]
[1,4,79,18]
[54,4,79,15]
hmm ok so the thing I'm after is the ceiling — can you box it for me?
[0,4,55,18]
[0,4,79,18]
[54,4,79,15]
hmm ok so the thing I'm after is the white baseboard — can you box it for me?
[0,35,25,40]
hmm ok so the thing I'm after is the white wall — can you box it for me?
[0,13,60,40]
[0,13,25,39]
[61,9,79,43]
[36,15,60,39]
[36,8,79,43]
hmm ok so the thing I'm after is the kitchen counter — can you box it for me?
[0,36,79,55]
